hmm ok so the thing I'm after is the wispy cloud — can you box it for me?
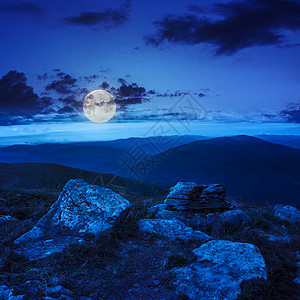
[64,0,131,29]
[1,2,44,16]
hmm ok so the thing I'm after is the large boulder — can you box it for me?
[14,179,131,260]
[274,204,300,223]
[171,240,267,299]
[137,219,212,243]
[165,182,230,211]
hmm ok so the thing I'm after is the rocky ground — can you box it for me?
[0,180,299,300]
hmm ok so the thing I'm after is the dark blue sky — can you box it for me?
[0,0,299,143]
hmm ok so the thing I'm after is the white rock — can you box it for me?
[171,240,267,299]
[0,285,12,298]
[138,219,212,243]
[219,209,252,225]
[274,205,300,223]
[46,285,73,297]
[14,179,131,260]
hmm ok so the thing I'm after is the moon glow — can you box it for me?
[83,90,116,123]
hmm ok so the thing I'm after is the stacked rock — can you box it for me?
[165,182,230,212]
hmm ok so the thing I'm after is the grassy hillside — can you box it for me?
[0,162,167,197]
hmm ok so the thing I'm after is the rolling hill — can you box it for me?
[140,135,300,205]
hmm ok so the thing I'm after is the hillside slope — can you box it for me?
[0,162,162,196]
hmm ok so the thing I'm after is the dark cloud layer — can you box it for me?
[64,0,131,29]
[146,0,300,55]
[1,2,44,15]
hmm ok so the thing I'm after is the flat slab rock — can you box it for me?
[171,240,267,299]
[165,182,230,211]
[13,179,131,260]
[137,219,212,243]
[274,204,300,223]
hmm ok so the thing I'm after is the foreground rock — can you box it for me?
[14,179,131,260]
[138,219,212,243]
[151,182,251,230]
[171,240,267,299]
[274,204,300,223]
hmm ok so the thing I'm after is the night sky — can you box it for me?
[0,0,300,144]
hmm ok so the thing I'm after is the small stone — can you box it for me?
[47,285,73,297]
[219,209,252,225]
[79,297,92,300]
[274,205,300,223]
[153,280,160,286]
[9,296,25,300]
[58,295,73,300]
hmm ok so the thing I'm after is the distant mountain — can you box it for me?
[0,135,208,173]
[0,162,162,197]
[256,135,300,149]
[138,135,300,205]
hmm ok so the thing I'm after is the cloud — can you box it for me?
[57,95,82,113]
[0,70,53,125]
[112,79,148,109]
[57,106,75,114]
[46,74,77,94]
[146,0,300,55]
[280,102,300,123]
[64,0,131,29]
[82,74,99,83]
[36,73,49,81]
[1,2,44,15]
[0,70,46,114]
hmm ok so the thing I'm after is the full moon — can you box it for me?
[83,90,116,123]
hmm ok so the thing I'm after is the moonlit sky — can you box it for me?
[0,0,299,144]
